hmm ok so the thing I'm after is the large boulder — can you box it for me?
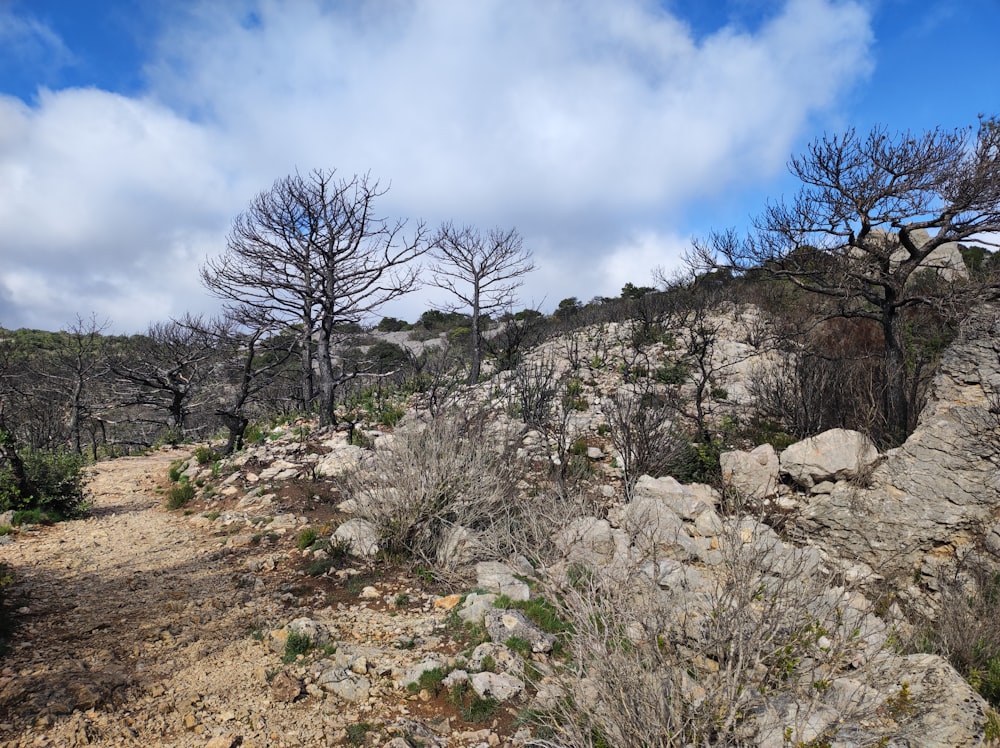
[779,429,880,488]
[609,497,698,561]
[720,444,779,499]
[632,475,719,519]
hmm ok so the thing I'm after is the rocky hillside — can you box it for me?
[2,302,999,747]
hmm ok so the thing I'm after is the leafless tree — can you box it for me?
[47,315,111,456]
[179,313,296,455]
[692,118,1000,444]
[109,319,216,439]
[430,223,534,384]
[202,169,429,424]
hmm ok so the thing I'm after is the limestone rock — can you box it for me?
[609,497,697,561]
[720,443,779,500]
[475,562,530,601]
[484,609,556,653]
[437,525,479,569]
[333,518,380,558]
[457,592,499,624]
[470,671,524,703]
[780,429,880,488]
[269,670,301,703]
[553,516,629,566]
[287,617,332,647]
[895,653,993,747]
[632,474,718,519]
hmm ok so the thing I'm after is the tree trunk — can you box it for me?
[316,332,337,427]
[299,326,315,409]
[468,300,482,385]
[882,308,909,446]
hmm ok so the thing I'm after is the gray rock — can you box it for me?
[484,609,556,653]
[287,617,332,647]
[632,475,718,519]
[317,669,370,703]
[895,653,993,747]
[720,443,779,500]
[780,428,880,488]
[333,518,380,558]
[475,562,530,601]
[791,307,1000,576]
[400,657,448,688]
[437,525,479,569]
[470,671,524,703]
[553,516,629,566]
[457,592,499,625]
[610,497,697,561]
[312,444,365,478]
[468,642,523,676]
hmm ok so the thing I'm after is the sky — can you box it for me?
[1,0,999,333]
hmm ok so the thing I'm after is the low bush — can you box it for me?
[166,481,195,510]
[283,630,312,663]
[0,448,86,520]
[193,445,219,465]
[915,547,1000,707]
[341,410,525,570]
[530,517,919,747]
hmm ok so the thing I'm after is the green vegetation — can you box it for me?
[295,527,318,550]
[282,630,313,663]
[166,480,196,510]
[0,445,86,521]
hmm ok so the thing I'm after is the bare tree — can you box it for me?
[693,118,1000,443]
[202,169,429,423]
[430,223,534,384]
[49,315,110,456]
[109,319,216,439]
[180,313,296,455]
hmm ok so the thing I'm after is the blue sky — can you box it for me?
[1,0,998,332]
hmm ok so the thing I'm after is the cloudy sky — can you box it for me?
[1,0,998,332]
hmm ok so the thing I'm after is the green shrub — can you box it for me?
[407,666,447,695]
[667,439,723,486]
[167,459,185,483]
[447,679,497,722]
[193,445,218,465]
[346,722,374,746]
[283,630,312,663]
[166,481,196,510]
[243,423,266,445]
[0,448,85,519]
[296,527,318,550]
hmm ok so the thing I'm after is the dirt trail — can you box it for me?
[0,450,312,747]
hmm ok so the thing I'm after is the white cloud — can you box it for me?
[0,0,873,331]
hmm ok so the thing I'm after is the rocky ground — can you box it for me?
[0,448,533,748]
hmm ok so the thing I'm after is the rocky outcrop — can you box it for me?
[720,443,779,499]
[779,428,881,489]
[792,305,1000,577]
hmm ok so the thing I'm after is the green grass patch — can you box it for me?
[296,527,318,550]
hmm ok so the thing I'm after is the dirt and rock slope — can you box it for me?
[0,449,525,748]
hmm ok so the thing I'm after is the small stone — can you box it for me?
[434,594,463,611]
[270,671,302,703]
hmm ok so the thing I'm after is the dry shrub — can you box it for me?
[602,388,686,498]
[341,410,519,568]
[531,517,919,747]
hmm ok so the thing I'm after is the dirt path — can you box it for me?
[0,450,339,747]
[0,450,525,748]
